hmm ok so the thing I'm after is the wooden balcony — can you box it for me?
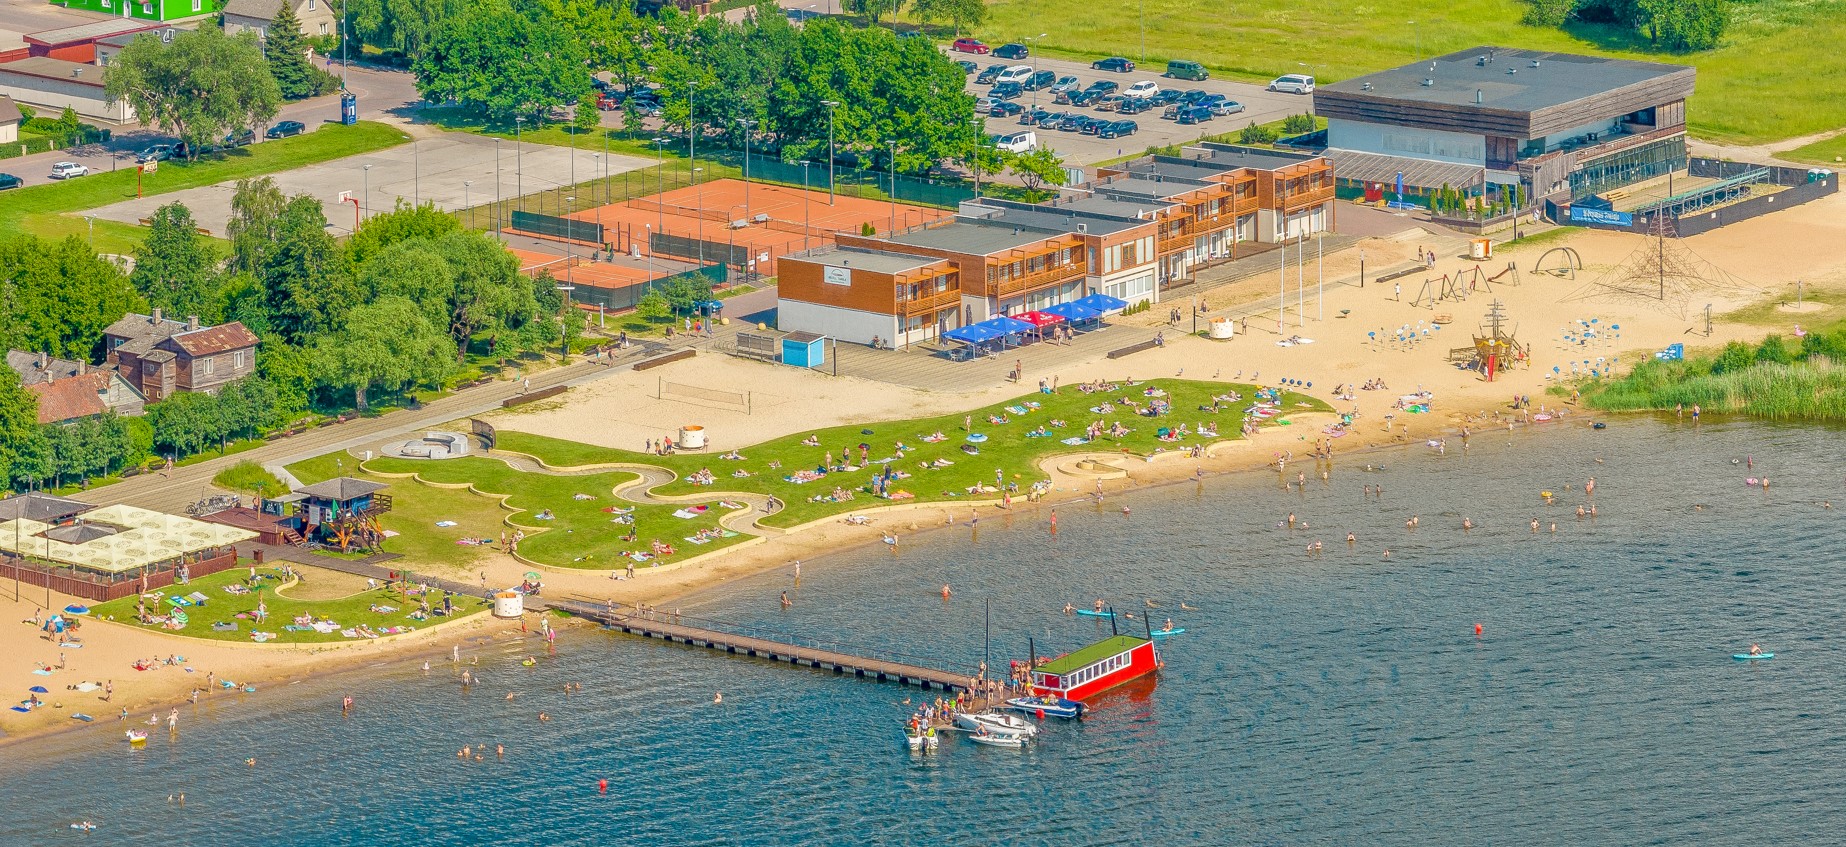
[1279,184,1335,210]
[993,260,1087,298]
[896,288,961,317]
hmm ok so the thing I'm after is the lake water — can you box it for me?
[2,417,1843,846]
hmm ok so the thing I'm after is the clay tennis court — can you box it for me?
[558,178,952,275]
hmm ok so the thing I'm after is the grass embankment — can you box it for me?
[285,452,744,571]
[493,378,1330,530]
[1580,323,1846,421]
[980,0,1846,144]
[90,564,487,645]
[0,121,408,251]
[212,460,285,495]
[1781,133,1846,166]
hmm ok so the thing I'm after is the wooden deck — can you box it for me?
[549,599,973,692]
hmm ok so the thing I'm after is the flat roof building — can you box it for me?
[1316,46,1695,201]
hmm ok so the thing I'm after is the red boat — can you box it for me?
[1029,633,1161,701]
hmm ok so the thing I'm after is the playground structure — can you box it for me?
[1531,247,1585,280]
[1564,216,1760,318]
[1411,262,1521,309]
[1449,300,1528,381]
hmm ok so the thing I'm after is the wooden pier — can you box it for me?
[550,600,973,692]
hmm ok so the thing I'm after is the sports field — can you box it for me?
[977,0,1846,144]
[558,178,952,276]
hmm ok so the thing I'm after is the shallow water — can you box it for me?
[2,416,1843,846]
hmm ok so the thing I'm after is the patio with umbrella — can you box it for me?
[975,315,1035,336]
[1073,292,1129,315]
[942,323,1004,346]
[1042,301,1103,323]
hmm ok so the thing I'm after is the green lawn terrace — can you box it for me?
[355,456,751,571]
[492,378,1333,530]
[89,565,488,645]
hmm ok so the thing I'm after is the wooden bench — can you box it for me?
[1106,339,1161,359]
[633,348,696,371]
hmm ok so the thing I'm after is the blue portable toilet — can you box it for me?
[782,331,826,369]
[341,93,358,125]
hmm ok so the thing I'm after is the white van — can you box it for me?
[1268,73,1315,94]
[994,131,1037,153]
[994,65,1035,86]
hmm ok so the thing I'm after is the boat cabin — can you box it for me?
[1030,634,1159,701]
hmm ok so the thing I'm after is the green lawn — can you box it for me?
[1782,133,1846,165]
[494,378,1330,529]
[212,459,284,495]
[978,0,1846,144]
[89,564,488,644]
[0,121,408,252]
[362,455,747,570]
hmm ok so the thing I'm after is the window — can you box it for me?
[319,22,329,34]
[193,0,202,10]
[233,350,245,369]
[201,358,214,376]
[307,0,315,8]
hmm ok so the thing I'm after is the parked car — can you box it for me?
[1117,97,1153,115]
[990,82,1024,101]
[1059,115,1094,133]
[0,173,21,191]
[1124,80,1159,99]
[975,96,998,113]
[1148,89,1185,107]
[136,144,174,164]
[1175,106,1214,125]
[222,128,256,148]
[990,99,1024,117]
[896,30,925,39]
[993,130,1037,153]
[1092,57,1135,73]
[265,120,306,139]
[1049,76,1082,95]
[1180,89,1211,104]
[1093,94,1129,112]
[596,93,621,110]
[1164,59,1209,81]
[975,63,1008,85]
[1022,69,1057,91]
[1083,80,1119,97]
[1035,111,1072,129]
[994,65,1035,86]
[952,38,990,54]
[1020,108,1053,126]
[1079,117,1104,135]
[1208,98,1245,116]
[993,43,1029,59]
[956,59,977,74]
[50,161,88,179]
[1098,119,1138,139]
[627,96,662,117]
[1268,73,1315,94]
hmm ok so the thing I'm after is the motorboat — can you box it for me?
[1005,696,1084,719]
[968,729,1027,748]
[904,727,939,752]
[955,711,1038,737]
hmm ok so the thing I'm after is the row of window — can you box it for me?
[1064,652,1130,689]
[987,247,1081,284]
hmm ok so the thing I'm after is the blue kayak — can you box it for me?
[1151,628,1186,637]
[1076,609,1114,618]
[1733,652,1774,660]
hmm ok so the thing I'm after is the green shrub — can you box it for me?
[1755,334,1795,365]
[1282,113,1317,134]
[1712,340,1755,373]
[1238,122,1277,144]
[213,459,284,495]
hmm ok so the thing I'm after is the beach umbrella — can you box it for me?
[524,572,541,581]
[29,686,47,693]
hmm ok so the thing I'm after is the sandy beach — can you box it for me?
[7,187,1843,747]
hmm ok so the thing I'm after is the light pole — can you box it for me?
[888,140,898,233]
[591,153,600,208]
[688,82,700,186]
[564,195,576,270]
[84,216,93,248]
[694,167,706,266]
[738,118,755,213]
[402,134,418,206]
[653,137,668,241]
[1139,0,1146,64]
[463,180,472,218]
[1027,32,1047,108]
[514,117,525,213]
[493,138,502,232]
[568,124,576,193]
[822,100,838,205]
[1410,20,1419,60]
[362,163,372,221]
[970,117,984,198]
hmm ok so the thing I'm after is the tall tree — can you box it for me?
[0,367,40,491]
[131,203,223,322]
[413,0,589,120]
[1640,0,1729,50]
[1008,146,1068,198]
[315,296,456,410]
[104,27,282,158]
[0,235,146,361]
[261,195,355,344]
[266,0,334,100]
[227,177,289,275]
[345,0,463,62]
[346,201,461,267]
[432,231,534,360]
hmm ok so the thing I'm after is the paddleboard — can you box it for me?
[1733,653,1774,660]
[70,713,93,722]
[1076,609,1114,618]
[1151,628,1186,637]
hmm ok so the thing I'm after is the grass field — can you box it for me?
[90,563,487,645]
[212,460,285,495]
[1781,133,1846,165]
[978,0,1846,144]
[0,121,407,252]
[492,377,1330,529]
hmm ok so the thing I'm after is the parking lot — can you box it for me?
[952,50,1318,168]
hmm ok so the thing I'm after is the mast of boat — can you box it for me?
[1028,636,1037,678]
[983,598,991,671]
[1143,610,1153,640]
[1108,607,1118,637]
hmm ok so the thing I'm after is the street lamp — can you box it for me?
[362,163,372,221]
[822,100,838,205]
[653,137,668,241]
[688,81,700,186]
[970,117,985,198]
[888,140,898,233]
[1027,33,1047,109]
[402,134,418,206]
[493,138,502,232]
[463,180,472,218]
[737,118,755,213]
[514,117,526,213]
[84,216,93,248]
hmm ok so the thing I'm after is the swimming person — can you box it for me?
[780,591,791,609]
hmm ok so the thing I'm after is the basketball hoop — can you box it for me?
[338,190,352,204]
[139,159,158,174]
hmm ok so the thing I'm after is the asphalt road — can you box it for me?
[954,51,1319,168]
[0,62,421,190]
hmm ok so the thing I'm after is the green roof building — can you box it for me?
[60,0,221,23]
